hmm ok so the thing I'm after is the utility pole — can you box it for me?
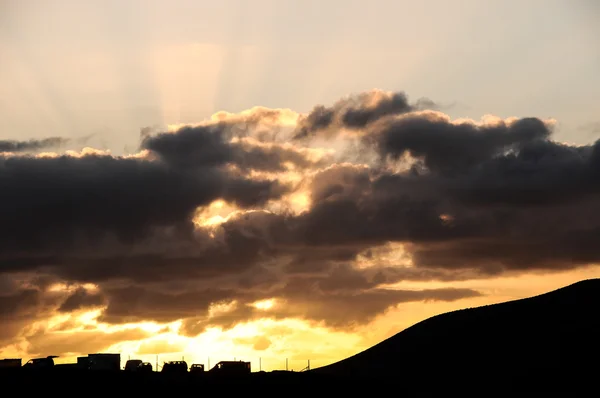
[155,355,158,372]
[308,359,310,371]
[259,357,261,371]
[208,357,210,370]
[286,358,288,371]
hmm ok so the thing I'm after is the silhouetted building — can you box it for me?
[190,363,205,375]
[77,356,90,369]
[0,358,22,368]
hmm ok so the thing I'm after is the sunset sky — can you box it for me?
[1,0,599,371]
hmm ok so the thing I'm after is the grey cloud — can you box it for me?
[230,141,332,172]
[141,125,233,169]
[293,90,418,139]
[1,89,599,347]
[578,121,600,136]
[142,124,329,173]
[369,114,551,175]
[58,287,106,312]
[179,280,481,336]
[0,122,292,269]
[0,280,73,344]
[0,137,70,153]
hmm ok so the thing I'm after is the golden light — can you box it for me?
[208,300,237,317]
[64,147,111,158]
[46,282,99,293]
[149,42,224,128]
[76,309,103,326]
[439,213,454,225]
[355,242,413,269]
[251,299,276,310]
[46,283,73,293]
[193,200,239,228]
[288,191,311,214]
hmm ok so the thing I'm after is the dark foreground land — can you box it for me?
[0,366,596,393]
[3,279,600,393]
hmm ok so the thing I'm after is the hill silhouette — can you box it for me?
[310,278,600,388]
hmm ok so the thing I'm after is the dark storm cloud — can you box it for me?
[58,287,106,312]
[288,131,600,272]
[293,90,420,139]
[142,124,331,173]
[0,137,70,153]
[0,122,293,259]
[369,114,551,175]
[0,277,81,344]
[141,124,233,169]
[1,89,599,346]
[229,141,332,172]
[177,282,480,336]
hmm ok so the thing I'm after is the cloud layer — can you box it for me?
[1,89,598,352]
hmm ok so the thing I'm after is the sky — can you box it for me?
[0,0,599,371]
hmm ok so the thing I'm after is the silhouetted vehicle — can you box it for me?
[23,356,57,369]
[138,362,153,372]
[189,364,205,375]
[125,359,143,371]
[0,358,22,368]
[208,361,251,376]
[161,361,188,374]
[87,353,120,371]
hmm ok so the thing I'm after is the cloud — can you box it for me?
[58,287,106,312]
[578,121,600,136]
[292,90,420,140]
[1,88,598,348]
[25,328,150,357]
[233,335,272,351]
[137,339,186,355]
[0,137,70,153]
[368,112,552,175]
[0,277,64,344]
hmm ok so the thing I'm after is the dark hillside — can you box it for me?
[311,279,600,385]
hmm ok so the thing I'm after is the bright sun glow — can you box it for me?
[251,299,276,310]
